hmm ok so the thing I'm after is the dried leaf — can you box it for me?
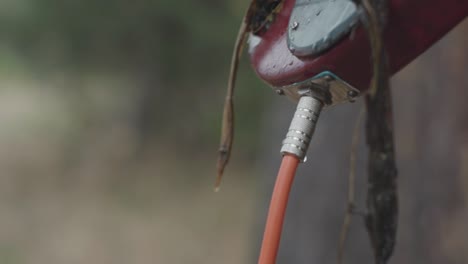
[215,16,248,191]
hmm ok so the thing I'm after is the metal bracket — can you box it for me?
[275,71,360,107]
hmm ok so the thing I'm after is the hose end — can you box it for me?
[281,96,323,160]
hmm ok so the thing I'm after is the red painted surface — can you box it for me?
[250,0,468,91]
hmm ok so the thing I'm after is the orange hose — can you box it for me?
[258,154,300,264]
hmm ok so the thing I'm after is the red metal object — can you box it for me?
[250,0,468,91]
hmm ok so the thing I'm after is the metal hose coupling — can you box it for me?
[281,96,323,160]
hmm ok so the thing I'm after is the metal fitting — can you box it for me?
[281,96,323,160]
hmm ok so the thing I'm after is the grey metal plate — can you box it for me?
[288,0,359,57]
[277,71,360,106]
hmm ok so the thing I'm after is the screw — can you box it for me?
[275,89,285,95]
[324,75,334,82]
[291,22,299,30]
[347,90,359,102]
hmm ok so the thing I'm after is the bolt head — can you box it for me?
[347,90,359,102]
[347,90,358,98]
[275,89,285,95]
[291,22,299,30]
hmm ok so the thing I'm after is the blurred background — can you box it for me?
[0,0,466,263]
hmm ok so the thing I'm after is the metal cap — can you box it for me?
[288,0,359,56]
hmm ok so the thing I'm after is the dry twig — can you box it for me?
[337,106,365,264]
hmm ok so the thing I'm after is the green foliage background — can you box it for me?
[0,0,271,157]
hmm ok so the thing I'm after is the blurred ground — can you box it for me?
[0,73,260,264]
